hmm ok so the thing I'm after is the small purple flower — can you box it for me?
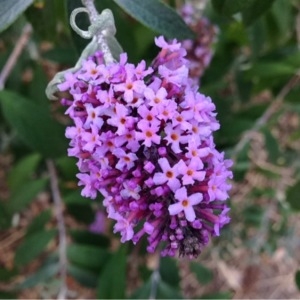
[89,211,106,234]
[179,3,218,84]
[169,187,203,222]
[59,36,232,258]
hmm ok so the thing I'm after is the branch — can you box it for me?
[149,255,161,300]
[0,23,32,90]
[231,74,300,162]
[46,160,68,300]
[82,0,98,22]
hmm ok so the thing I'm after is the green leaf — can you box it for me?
[212,0,253,16]
[42,47,77,65]
[130,278,152,299]
[26,210,52,236]
[156,280,183,299]
[96,246,127,299]
[63,191,95,224]
[242,0,276,26]
[159,257,180,287]
[0,202,12,229]
[0,291,17,299]
[295,270,300,290]
[25,0,58,42]
[8,153,41,190]
[131,274,182,299]
[28,65,50,105]
[212,0,275,23]
[8,178,48,213]
[190,262,213,285]
[67,244,110,271]
[56,156,78,181]
[246,62,296,79]
[67,265,98,288]
[0,267,17,282]
[243,205,264,226]
[70,230,110,248]
[15,229,56,266]
[66,0,90,54]
[262,129,280,164]
[67,204,95,224]
[15,262,59,290]
[0,0,33,32]
[199,291,233,299]
[286,181,300,212]
[64,190,88,205]
[0,91,68,158]
[113,0,194,40]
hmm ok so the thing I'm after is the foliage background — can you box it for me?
[0,0,300,298]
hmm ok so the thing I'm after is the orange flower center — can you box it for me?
[187,169,193,176]
[166,171,173,178]
[171,133,178,141]
[182,199,189,207]
[146,115,153,121]
[146,131,153,138]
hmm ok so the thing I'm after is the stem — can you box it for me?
[149,256,161,300]
[82,0,98,22]
[81,0,115,64]
[46,160,68,300]
[0,23,32,90]
[231,74,300,162]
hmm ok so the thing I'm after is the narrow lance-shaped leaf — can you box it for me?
[0,0,33,32]
[8,153,41,190]
[8,178,48,213]
[14,229,57,266]
[190,262,213,284]
[96,246,127,299]
[15,262,59,290]
[295,270,300,290]
[67,244,110,271]
[0,91,68,158]
[159,257,180,287]
[212,0,275,24]
[286,181,300,211]
[113,0,194,40]
[212,0,254,16]
[242,0,276,26]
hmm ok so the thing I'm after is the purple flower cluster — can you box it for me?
[180,3,218,83]
[59,36,232,258]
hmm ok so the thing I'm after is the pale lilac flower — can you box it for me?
[107,103,134,135]
[153,158,181,192]
[179,4,218,83]
[84,104,104,129]
[168,187,202,222]
[177,159,206,185]
[113,148,138,171]
[164,123,189,153]
[81,124,101,152]
[136,119,161,147]
[144,87,168,107]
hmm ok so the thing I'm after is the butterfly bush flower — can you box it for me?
[59,36,232,258]
[179,3,218,83]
